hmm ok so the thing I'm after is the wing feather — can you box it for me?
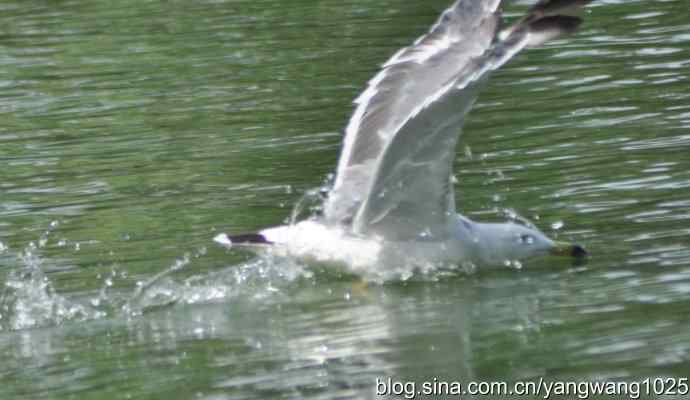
[354,31,532,240]
[324,0,592,240]
[324,0,503,224]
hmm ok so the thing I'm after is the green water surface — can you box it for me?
[1,0,690,399]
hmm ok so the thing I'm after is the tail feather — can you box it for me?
[213,232,272,248]
[227,233,272,244]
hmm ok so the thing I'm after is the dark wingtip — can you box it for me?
[530,15,583,35]
[504,0,590,48]
[529,0,595,16]
[572,244,588,258]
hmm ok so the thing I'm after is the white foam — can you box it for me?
[251,220,465,281]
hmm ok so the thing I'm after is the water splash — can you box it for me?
[0,218,314,331]
[0,222,106,331]
[124,248,206,316]
[289,188,324,227]
[0,268,100,331]
[124,250,311,316]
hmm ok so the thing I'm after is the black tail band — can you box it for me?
[227,233,272,245]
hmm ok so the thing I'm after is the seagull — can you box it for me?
[215,0,591,272]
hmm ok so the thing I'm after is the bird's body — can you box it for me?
[215,216,563,273]
[215,0,591,270]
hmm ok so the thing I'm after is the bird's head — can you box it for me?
[474,222,587,266]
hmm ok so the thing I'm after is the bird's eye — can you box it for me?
[520,234,534,244]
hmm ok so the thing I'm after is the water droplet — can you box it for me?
[418,228,433,239]
[492,170,505,179]
[461,262,477,274]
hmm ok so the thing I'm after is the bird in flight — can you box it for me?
[215,0,591,271]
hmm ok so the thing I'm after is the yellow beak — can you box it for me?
[550,241,588,258]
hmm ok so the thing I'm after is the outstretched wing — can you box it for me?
[325,0,591,240]
[324,0,503,226]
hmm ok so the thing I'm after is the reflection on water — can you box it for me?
[1,0,690,398]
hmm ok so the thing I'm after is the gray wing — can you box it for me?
[352,33,530,240]
[325,0,590,240]
[324,0,503,225]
